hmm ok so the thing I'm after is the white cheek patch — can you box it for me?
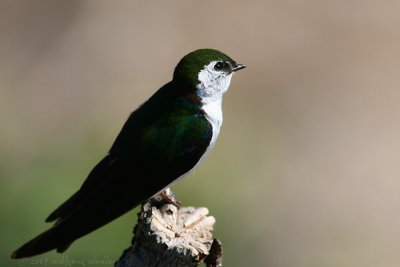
[197,61,233,98]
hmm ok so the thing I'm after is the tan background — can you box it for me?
[1,1,400,266]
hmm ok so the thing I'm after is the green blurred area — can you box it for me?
[2,1,400,266]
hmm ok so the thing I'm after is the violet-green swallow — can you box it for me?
[12,49,245,259]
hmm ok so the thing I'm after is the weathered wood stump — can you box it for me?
[115,189,223,267]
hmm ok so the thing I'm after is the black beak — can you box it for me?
[232,64,246,72]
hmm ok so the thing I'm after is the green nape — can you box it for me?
[173,49,236,86]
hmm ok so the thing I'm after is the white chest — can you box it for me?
[201,96,223,151]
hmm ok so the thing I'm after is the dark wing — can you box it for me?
[12,106,213,258]
[46,84,210,224]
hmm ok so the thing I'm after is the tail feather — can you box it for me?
[46,156,110,223]
[11,155,145,259]
[45,193,79,223]
[56,242,72,253]
[11,225,72,259]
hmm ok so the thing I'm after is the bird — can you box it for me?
[11,48,246,259]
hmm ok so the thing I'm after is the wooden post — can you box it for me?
[115,189,223,267]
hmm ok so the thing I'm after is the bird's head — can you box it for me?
[173,49,246,97]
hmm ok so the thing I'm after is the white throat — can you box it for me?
[197,61,233,98]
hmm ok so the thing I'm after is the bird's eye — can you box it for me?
[214,61,224,71]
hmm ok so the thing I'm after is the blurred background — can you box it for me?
[1,0,400,266]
